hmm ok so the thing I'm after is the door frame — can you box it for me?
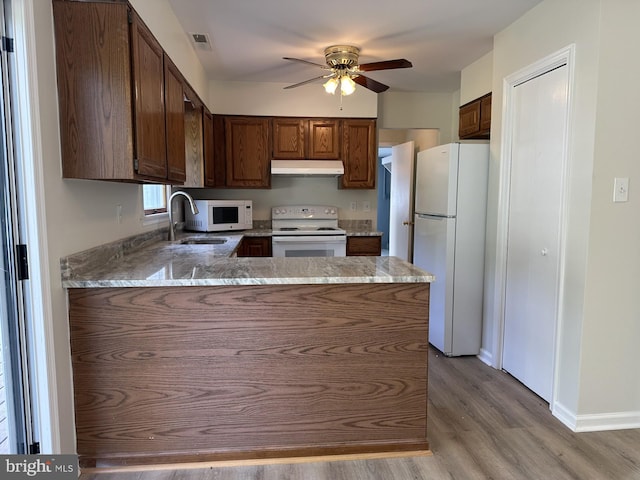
[491,45,575,409]
[7,0,60,452]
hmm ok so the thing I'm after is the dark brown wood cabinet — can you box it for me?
[224,116,271,188]
[164,55,187,183]
[308,119,340,159]
[272,118,306,159]
[459,93,491,140]
[203,109,216,187]
[236,237,272,257]
[346,236,382,256]
[341,119,377,189]
[272,118,340,160]
[52,1,186,183]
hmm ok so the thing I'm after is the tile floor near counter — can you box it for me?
[79,348,640,480]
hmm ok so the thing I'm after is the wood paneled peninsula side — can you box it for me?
[61,230,433,468]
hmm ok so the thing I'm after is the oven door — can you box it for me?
[272,235,347,257]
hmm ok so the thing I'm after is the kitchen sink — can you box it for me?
[177,238,227,245]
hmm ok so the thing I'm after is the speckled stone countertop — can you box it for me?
[61,229,432,288]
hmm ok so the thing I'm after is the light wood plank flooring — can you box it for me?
[80,348,640,480]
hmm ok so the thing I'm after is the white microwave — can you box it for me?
[185,200,253,232]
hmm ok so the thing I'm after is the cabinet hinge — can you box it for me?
[133,158,139,171]
[29,442,40,454]
[127,9,133,24]
[2,36,14,53]
[16,244,29,281]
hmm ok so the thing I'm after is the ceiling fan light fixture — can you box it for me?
[340,75,356,96]
[323,77,339,94]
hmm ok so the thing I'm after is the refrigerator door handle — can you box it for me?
[416,213,455,219]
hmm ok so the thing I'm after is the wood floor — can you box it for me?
[80,348,640,480]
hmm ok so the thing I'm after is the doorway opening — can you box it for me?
[376,128,440,259]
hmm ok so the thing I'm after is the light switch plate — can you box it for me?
[613,177,629,203]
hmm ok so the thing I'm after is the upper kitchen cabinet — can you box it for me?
[459,93,492,140]
[183,84,204,187]
[308,119,340,159]
[224,116,271,188]
[52,1,185,183]
[272,118,305,159]
[164,55,187,183]
[341,119,377,189]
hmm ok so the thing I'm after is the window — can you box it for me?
[143,184,168,215]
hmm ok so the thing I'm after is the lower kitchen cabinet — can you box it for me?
[346,236,382,256]
[237,237,272,257]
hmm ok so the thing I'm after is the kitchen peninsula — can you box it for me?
[61,230,433,468]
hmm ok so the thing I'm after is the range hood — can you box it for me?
[271,159,344,176]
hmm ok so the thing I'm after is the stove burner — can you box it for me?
[317,227,336,231]
[280,227,299,231]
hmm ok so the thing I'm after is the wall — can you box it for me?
[209,81,377,118]
[579,0,640,423]
[485,0,640,430]
[377,91,458,144]
[184,177,375,223]
[460,52,493,105]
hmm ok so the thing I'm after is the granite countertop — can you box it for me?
[61,229,432,288]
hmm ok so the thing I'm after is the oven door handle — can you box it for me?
[272,235,347,243]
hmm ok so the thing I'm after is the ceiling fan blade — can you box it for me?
[284,74,332,89]
[283,57,329,69]
[358,59,413,72]
[353,74,389,93]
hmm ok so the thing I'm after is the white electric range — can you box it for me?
[271,205,347,257]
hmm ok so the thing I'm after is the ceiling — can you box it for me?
[167,0,542,94]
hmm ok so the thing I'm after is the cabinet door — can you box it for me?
[346,236,382,256]
[53,1,135,180]
[341,119,376,189]
[479,94,492,134]
[203,109,215,187]
[212,115,227,187]
[225,116,271,188]
[164,54,186,183]
[308,119,340,159]
[237,237,272,257]
[131,11,167,179]
[458,100,481,139]
[272,118,305,159]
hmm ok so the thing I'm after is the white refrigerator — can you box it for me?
[413,143,489,356]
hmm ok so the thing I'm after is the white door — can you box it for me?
[388,141,415,261]
[502,64,569,402]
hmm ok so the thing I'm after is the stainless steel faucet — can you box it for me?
[168,191,199,241]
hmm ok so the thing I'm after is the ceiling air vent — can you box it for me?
[190,32,212,51]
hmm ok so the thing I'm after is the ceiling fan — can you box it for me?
[283,45,412,95]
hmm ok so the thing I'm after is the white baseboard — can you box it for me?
[477,348,493,367]
[553,402,640,432]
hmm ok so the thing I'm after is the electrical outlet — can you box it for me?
[350,201,357,211]
[613,177,629,202]
[362,201,370,212]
